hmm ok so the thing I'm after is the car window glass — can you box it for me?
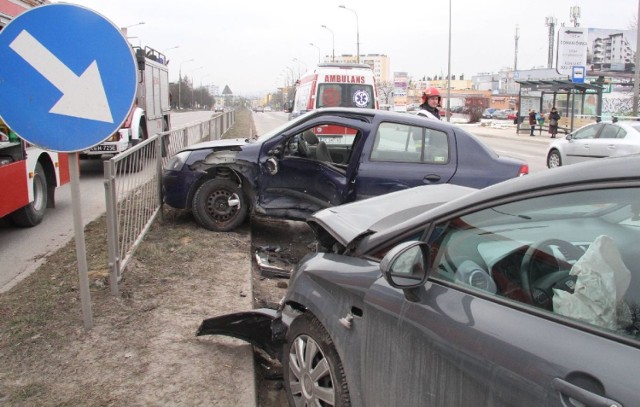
[599,124,621,139]
[617,128,627,139]
[284,124,358,165]
[371,122,449,164]
[573,124,601,140]
[428,187,640,342]
[316,84,375,109]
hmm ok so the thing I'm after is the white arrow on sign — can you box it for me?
[9,29,114,123]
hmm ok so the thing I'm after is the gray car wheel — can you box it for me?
[547,149,562,168]
[283,314,351,407]
[192,178,248,231]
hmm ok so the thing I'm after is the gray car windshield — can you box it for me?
[430,186,640,342]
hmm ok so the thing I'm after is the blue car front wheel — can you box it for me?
[192,178,248,231]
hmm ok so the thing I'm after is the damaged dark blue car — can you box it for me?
[198,155,640,407]
[162,107,528,231]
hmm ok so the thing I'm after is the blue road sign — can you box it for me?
[572,66,586,84]
[0,4,137,152]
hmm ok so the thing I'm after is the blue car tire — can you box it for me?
[192,178,248,231]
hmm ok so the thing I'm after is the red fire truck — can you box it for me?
[1,0,70,227]
[80,45,171,158]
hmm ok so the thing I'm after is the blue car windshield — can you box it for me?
[256,112,312,143]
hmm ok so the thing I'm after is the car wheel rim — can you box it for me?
[548,153,560,168]
[288,334,336,406]
[206,190,240,222]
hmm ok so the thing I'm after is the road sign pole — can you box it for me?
[69,152,94,330]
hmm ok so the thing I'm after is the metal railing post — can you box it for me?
[104,159,121,296]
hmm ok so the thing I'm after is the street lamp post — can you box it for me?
[292,58,307,77]
[178,58,194,110]
[338,5,359,63]
[120,21,145,37]
[309,43,321,64]
[321,24,335,62]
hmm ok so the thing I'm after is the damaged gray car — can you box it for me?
[198,155,640,407]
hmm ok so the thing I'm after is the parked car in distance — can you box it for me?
[492,109,515,120]
[199,154,640,407]
[482,107,497,118]
[263,106,272,112]
[406,103,421,112]
[450,105,469,114]
[162,107,528,231]
[546,120,640,168]
[253,106,264,113]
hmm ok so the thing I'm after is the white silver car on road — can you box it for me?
[547,120,640,168]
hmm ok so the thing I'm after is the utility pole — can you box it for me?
[634,0,640,115]
[514,25,519,71]
[446,0,451,123]
[545,17,557,69]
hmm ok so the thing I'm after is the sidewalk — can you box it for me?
[454,119,555,145]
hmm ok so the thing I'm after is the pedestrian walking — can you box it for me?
[528,109,537,136]
[536,111,545,135]
[548,107,561,138]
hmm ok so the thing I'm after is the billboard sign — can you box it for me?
[556,27,588,76]
[393,71,408,111]
[586,27,637,79]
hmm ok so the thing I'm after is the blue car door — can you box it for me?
[256,121,364,218]
[355,121,457,200]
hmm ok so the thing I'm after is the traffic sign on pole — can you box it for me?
[0,4,139,330]
[556,27,587,76]
[0,4,137,152]
[572,66,586,84]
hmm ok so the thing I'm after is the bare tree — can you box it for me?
[377,81,394,105]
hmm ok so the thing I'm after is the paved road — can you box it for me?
[0,111,215,292]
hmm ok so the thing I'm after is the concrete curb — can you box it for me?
[455,121,558,145]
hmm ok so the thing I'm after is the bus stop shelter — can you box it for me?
[515,79,604,134]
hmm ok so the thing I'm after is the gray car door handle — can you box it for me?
[424,174,441,183]
[552,378,622,407]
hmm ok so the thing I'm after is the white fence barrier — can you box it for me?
[104,111,235,295]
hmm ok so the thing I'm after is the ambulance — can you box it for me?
[289,63,379,119]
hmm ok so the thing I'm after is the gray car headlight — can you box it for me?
[165,151,191,171]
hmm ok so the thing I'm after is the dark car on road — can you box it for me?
[163,107,528,231]
[199,154,640,406]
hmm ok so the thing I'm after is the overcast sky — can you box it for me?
[56,0,636,96]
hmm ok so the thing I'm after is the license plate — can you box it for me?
[89,144,117,152]
[319,137,342,144]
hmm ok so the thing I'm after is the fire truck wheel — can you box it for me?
[9,162,48,227]
[192,178,248,231]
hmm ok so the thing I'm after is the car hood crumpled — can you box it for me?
[180,137,250,152]
[307,184,477,248]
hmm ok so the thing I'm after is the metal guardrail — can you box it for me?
[103,111,235,295]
